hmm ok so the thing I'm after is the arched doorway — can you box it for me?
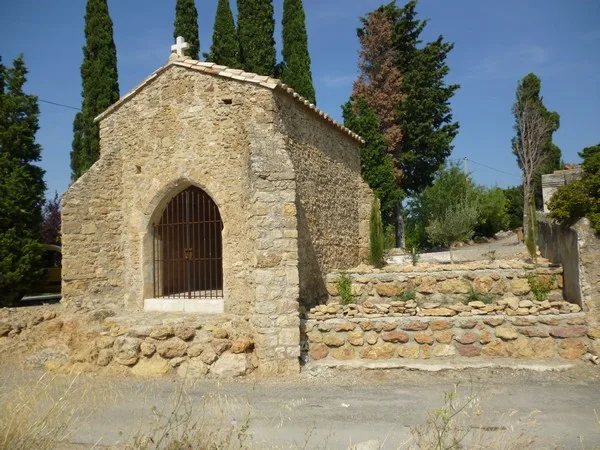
[153,186,223,299]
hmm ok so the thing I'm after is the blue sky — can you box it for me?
[1,0,599,198]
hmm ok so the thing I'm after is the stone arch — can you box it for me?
[140,178,226,307]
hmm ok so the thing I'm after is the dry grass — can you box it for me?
[407,384,538,450]
[0,372,93,450]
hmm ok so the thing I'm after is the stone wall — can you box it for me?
[539,216,600,329]
[326,262,566,308]
[276,91,372,309]
[303,314,594,362]
[541,168,582,212]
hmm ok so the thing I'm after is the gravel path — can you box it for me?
[388,234,527,265]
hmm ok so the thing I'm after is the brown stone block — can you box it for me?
[567,317,586,326]
[435,331,454,344]
[558,338,588,360]
[532,338,555,359]
[550,327,588,338]
[331,344,355,360]
[422,308,457,317]
[335,322,356,332]
[456,331,479,345]
[479,330,492,344]
[431,344,456,357]
[231,338,254,353]
[430,320,452,331]
[438,279,471,294]
[361,321,383,332]
[511,279,531,296]
[323,333,345,347]
[455,343,481,357]
[401,321,429,331]
[375,282,402,297]
[482,339,505,357]
[458,320,477,329]
[473,276,493,293]
[360,343,395,360]
[382,322,398,331]
[539,318,560,326]
[483,318,505,327]
[414,331,434,345]
[496,326,519,340]
[157,338,188,359]
[211,338,232,355]
[348,330,364,346]
[421,344,432,359]
[512,318,535,327]
[310,343,328,360]
[519,327,550,338]
[397,344,420,359]
[306,331,323,343]
[365,332,379,345]
[587,328,600,339]
[381,330,409,343]
[505,336,535,358]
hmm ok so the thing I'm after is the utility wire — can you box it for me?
[449,157,521,178]
[39,99,80,111]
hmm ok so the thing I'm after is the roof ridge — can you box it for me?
[95,59,364,144]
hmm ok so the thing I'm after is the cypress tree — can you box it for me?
[174,0,200,60]
[237,0,276,76]
[207,0,240,67]
[0,56,46,305]
[280,0,315,104]
[70,0,119,181]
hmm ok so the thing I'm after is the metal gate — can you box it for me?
[153,186,223,299]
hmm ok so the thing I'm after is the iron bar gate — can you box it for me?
[153,186,223,299]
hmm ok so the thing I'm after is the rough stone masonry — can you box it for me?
[61,50,373,376]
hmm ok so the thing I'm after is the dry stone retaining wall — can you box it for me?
[326,263,565,308]
[303,314,595,363]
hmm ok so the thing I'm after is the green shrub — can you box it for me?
[393,289,416,302]
[369,196,385,268]
[426,199,479,263]
[548,143,600,233]
[383,224,396,250]
[466,287,492,304]
[475,187,510,237]
[527,274,555,301]
[336,274,354,305]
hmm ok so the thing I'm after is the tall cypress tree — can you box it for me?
[174,0,200,60]
[237,0,276,76]
[70,0,119,181]
[280,0,315,104]
[0,56,46,305]
[207,0,240,67]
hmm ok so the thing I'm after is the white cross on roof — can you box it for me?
[171,36,189,57]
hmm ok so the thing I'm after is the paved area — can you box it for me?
[1,365,598,449]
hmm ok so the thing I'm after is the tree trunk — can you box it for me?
[523,182,532,241]
[395,203,405,249]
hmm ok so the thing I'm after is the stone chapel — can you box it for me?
[61,40,372,373]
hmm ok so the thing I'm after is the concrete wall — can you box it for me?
[275,91,372,309]
[538,216,600,330]
[541,168,583,212]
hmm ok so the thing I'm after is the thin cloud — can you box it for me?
[465,44,549,81]
[320,74,355,88]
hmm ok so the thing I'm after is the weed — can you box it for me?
[336,274,355,305]
[393,289,416,303]
[466,287,492,304]
[410,384,537,449]
[410,247,421,266]
[483,247,497,263]
[527,274,556,301]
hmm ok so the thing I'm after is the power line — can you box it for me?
[39,99,80,111]
[449,157,521,178]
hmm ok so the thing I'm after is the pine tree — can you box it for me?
[280,0,315,104]
[349,1,459,247]
[207,0,240,67]
[174,0,200,60]
[0,56,46,305]
[70,0,119,181]
[237,0,276,76]
[343,98,402,226]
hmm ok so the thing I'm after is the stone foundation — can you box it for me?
[303,314,596,363]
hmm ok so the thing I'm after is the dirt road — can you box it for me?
[2,365,599,449]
